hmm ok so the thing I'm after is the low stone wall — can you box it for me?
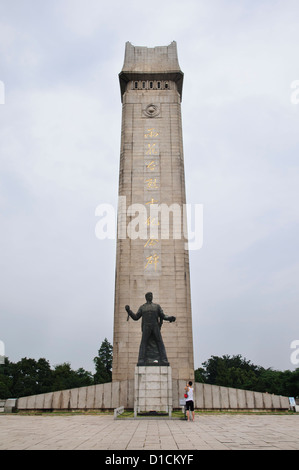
[178,382,290,411]
[17,381,134,411]
[15,380,289,412]
[0,399,17,413]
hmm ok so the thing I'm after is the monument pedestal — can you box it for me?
[134,366,172,418]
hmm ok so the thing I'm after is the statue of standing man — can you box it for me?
[125,292,176,366]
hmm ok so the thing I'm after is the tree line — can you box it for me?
[195,354,299,398]
[0,341,298,399]
[0,338,113,399]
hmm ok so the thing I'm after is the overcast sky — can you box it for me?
[1,0,299,374]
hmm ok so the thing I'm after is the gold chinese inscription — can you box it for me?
[146,198,158,205]
[145,178,159,189]
[144,238,159,248]
[144,253,160,271]
[145,143,159,155]
[143,127,161,275]
[146,160,158,171]
[144,128,159,139]
[146,216,159,227]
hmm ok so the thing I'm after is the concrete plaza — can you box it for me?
[0,413,298,450]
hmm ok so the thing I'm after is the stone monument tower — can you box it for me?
[112,41,194,384]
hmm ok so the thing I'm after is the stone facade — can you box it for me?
[112,41,194,383]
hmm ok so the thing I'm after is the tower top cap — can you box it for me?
[119,41,183,100]
[121,41,182,73]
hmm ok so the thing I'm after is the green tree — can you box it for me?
[201,354,260,389]
[74,367,94,388]
[283,368,299,397]
[196,354,299,397]
[93,338,113,384]
[194,367,205,383]
[51,363,93,391]
[9,357,52,397]
[0,358,13,399]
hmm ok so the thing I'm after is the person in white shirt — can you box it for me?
[184,381,195,421]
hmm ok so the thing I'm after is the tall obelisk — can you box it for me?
[112,42,194,383]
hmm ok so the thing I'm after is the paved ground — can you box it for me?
[0,413,298,450]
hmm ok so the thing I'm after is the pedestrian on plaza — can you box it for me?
[184,381,195,421]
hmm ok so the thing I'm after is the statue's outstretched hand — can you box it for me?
[169,316,176,322]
